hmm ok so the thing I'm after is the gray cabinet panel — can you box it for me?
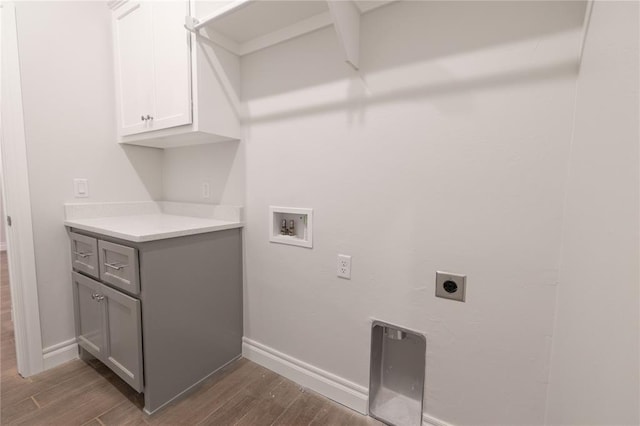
[100,282,144,392]
[98,240,140,295]
[140,229,242,413]
[70,232,99,279]
[72,272,105,359]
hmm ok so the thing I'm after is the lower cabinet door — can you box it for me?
[99,282,144,392]
[72,272,105,359]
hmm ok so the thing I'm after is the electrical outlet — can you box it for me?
[202,182,210,199]
[337,254,351,279]
[435,271,466,302]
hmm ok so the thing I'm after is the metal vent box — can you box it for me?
[369,321,426,426]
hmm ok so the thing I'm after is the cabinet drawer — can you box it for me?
[69,232,99,279]
[98,240,140,295]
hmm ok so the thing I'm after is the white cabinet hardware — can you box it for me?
[91,293,105,302]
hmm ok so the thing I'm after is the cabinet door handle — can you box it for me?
[146,115,153,120]
[95,294,105,302]
[104,262,127,271]
[73,251,93,258]
[141,115,146,121]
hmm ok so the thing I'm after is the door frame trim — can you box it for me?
[0,2,44,377]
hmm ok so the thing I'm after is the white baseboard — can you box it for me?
[242,337,455,426]
[242,337,369,414]
[423,413,454,426]
[42,338,78,370]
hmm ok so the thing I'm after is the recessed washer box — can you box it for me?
[269,206,313,248]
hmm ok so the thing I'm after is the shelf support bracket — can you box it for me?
[184,15,200,32]
[578,0,594,70]
[184,17,244,121]
[327,0,361,70]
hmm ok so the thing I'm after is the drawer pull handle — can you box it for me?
[104,262,127,271]
[73,251,93,258]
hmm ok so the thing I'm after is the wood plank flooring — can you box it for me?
[0,252,381,425]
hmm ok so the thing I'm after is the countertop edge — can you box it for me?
[64,220,244,243]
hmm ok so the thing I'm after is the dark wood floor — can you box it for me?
[0,252,380,425]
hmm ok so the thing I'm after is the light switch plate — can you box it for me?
[73,178,89,198]
[435,271,466,302]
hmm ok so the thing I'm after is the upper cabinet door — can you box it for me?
[148,0,192,132]
[112,1,192,137]
[113,2,154,136]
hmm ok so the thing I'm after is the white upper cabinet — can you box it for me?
[110,1,240,148]
[113,2,156,136]
[150,1,192,132]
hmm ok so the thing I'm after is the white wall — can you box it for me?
[162,0,245,208]
[241,2,585,424]
[546,2,640,425]
[162,141,245,206]
[15,2,163,350]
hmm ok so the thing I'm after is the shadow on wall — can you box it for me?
[119,141,243,206]
[250,59,579,124]
[162,141,241,204]
[242,1,586,123]
[121,144,164,200]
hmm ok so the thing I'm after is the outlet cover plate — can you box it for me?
[435,271,466,302]
[202,182,210,199]
[337,254,351,279]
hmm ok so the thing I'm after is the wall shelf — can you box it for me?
[185,0,395,69]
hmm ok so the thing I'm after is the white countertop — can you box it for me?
[64,202,243,242]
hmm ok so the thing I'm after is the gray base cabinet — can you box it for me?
[68,228,243,414]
